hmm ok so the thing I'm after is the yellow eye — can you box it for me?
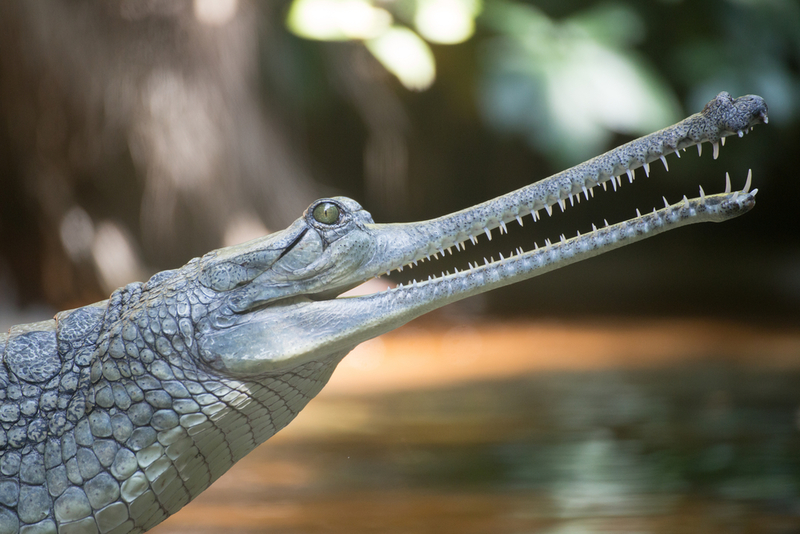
[312,202,340,224]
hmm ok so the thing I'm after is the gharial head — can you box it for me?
[149,91,767,377]
[195,197,377,310]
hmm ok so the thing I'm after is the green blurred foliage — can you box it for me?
[284,0,800,167]
[479,1,681,165]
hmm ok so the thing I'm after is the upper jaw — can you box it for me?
[330,92,768,291]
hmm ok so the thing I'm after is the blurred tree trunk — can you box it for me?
[0,0,321,309]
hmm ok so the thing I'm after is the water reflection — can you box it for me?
[152,320,800,534]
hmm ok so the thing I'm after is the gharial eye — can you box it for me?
[312,202,340,224]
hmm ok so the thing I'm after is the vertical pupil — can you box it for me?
[313,203,339,224]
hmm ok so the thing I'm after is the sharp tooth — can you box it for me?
[433,253,439,260]
[660,156,669,171]
[545,239,551,246]
[616,175,622,187]
[484,228,492,241]
[713,142,720,159]
[663,196,669,208]
[683,195,690,207]
[426,255,431,261]
[560,234,566,243]
[592,223,597,231]
[500,221,508,234]
[697,144,703,157]
[558,199,566,212]
[589,187,594,198]
[604,219,610,227]
[455,242,462,251]
[611,178,618,192]
[532,210,539,222]
[576,230,581,237]
[499,252,504,260]
[744,169,752,193]
[470,235,477,245]
[675,150,681,158]
[751,188,759,196]
[582,186,589,200]
[386,271,391,277]
[644,163,650,177]
[545,204,553,216]
[447,247,453,255]
[602,181,608,191]
[483,257,489,265]
[699,185,706,201]
[721,137,726,146]
[516,215,523,226]
[732,191,739,201]
[438,248,445,257]
[399,266,403,272]
[724,172,732,193]
[569,194,575,206]
[627,169,635,183]
[738,130,744,138]
[636,208,641,217]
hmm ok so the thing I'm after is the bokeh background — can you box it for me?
[1,1,800,533]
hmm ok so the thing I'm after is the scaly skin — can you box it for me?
[0,92,767,534]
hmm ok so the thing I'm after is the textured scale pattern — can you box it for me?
[0,277,338,534]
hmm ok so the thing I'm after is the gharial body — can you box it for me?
[0,92,767,534]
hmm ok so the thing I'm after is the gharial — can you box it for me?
[0,91,767,534]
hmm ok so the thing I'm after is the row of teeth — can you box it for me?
[542,128,759,207]
[383,132,756,279]
[388,170,756,288]
[384,169,754,286]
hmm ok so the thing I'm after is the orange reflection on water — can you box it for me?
[326,319,800,396]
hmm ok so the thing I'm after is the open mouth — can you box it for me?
[338,92,767,297]
[212,93,767,376]
[382,170,756,291]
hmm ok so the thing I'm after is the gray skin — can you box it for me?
[0,92,767,534]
